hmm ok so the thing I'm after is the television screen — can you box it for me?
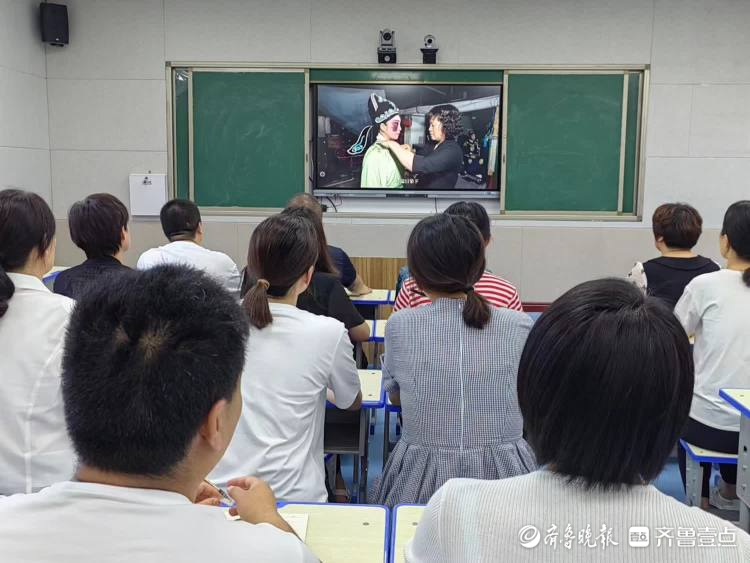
[313,84,502,195]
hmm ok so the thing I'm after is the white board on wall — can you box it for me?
[129,173,167,216]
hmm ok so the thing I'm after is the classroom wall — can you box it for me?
[9,0,750,300]
[0,0,51,200]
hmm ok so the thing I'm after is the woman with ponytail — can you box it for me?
[0,189,76,494]
[210,213,361,502]
[676,200,750,510]
[371,213,536,507]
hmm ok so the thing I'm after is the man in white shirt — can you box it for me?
[0,265,316,563]
[137,199,241,297]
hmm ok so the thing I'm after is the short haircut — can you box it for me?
[445,201,491,242]
[62,265,249,476]
[518,278,694,488]
[160,199,201,241]
[428,104,462,140]
[286,193,323,219]
[651,203,703,249]
[68,193,129,259]
[0,189,56,318]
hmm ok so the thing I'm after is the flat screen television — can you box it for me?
[312,83,502,198]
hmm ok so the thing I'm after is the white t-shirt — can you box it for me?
[136,240,241,297]
[0,273,76,495]
[406,471,750,562]
[0,481,317,562]
[210,303,360,501]
[674,269,750,431]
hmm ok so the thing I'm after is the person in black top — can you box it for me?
[54,194,131,300]
[379,104,464,190]
[285,193,371,295]
[627,202,720,308]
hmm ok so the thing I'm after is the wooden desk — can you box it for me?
[348,289,394,306]
[719,388,750,532]
[278,503,388,563]
[390,505,426,563]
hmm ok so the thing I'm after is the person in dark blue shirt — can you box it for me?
[285,193,371,295]
[54,194,131,300]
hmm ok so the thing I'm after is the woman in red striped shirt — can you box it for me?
[394,201,523,312]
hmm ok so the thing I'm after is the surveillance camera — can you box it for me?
[421,34,438,64]
[378,29,397,64]
[379,29,395,47]
[424,34,437,48]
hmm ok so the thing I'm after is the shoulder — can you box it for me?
[685,268,725,292]
[136,247,162,268]
[205,248,236,266]
[489,306,533,332]
[42,288,75,315]
[311,271,338,291]
[291,305,347,335]
[478,272,518,293]
[327,245,347,261]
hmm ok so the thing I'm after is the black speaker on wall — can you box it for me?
[40,3,69,47]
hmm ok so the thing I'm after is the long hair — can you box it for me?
[242,213,319,329]
[407,213,490,329]
[282,206,339,276]
[721,200,750,287]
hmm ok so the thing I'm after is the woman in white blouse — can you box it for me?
[675,200,750,510]
[406,279,750,562]
[0,189,76,494]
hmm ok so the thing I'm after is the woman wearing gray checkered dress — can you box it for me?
[370,213,537,507]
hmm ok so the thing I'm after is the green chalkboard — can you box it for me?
[191,71,305,208]
[504,73,626,212]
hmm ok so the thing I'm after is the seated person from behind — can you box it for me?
[371,213,536,508]
[0,265,316,562]
[282,206,370,343]
[210,213,362,502]
[628,202,719,308]
[394,201,522,312]
[137,198,241,297]
[286,192,371,296]
[407,278,750,562]
[54,193,131,300]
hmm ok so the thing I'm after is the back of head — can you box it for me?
[651,202,702,250]
[62,265,249,476]
[243,213,319,329]
[407,213,490,329]
[518,278,694,488]
[721,200,750,287]
[281,206,338,276]
[68,193,129,259]
[0,189,56,318]
[444,201,491,243]
[286,192,323,220]
[160,199,201,241]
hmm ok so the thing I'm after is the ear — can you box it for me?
[198,399,229,452]
[304,265,314,286]
[120,226,130,251]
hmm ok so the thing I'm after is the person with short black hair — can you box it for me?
[406,278,750,562]
[370,213,535,507]
[211,213,362,502]
[395,201,523,312]
[0,265,316,562]
[675,200,750,510]
[54,193,131,300]
[137,199,241,297]
[285,193,372,296]
[628,202,719,308]
[0,189,76,495]
[380,104,465,189]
